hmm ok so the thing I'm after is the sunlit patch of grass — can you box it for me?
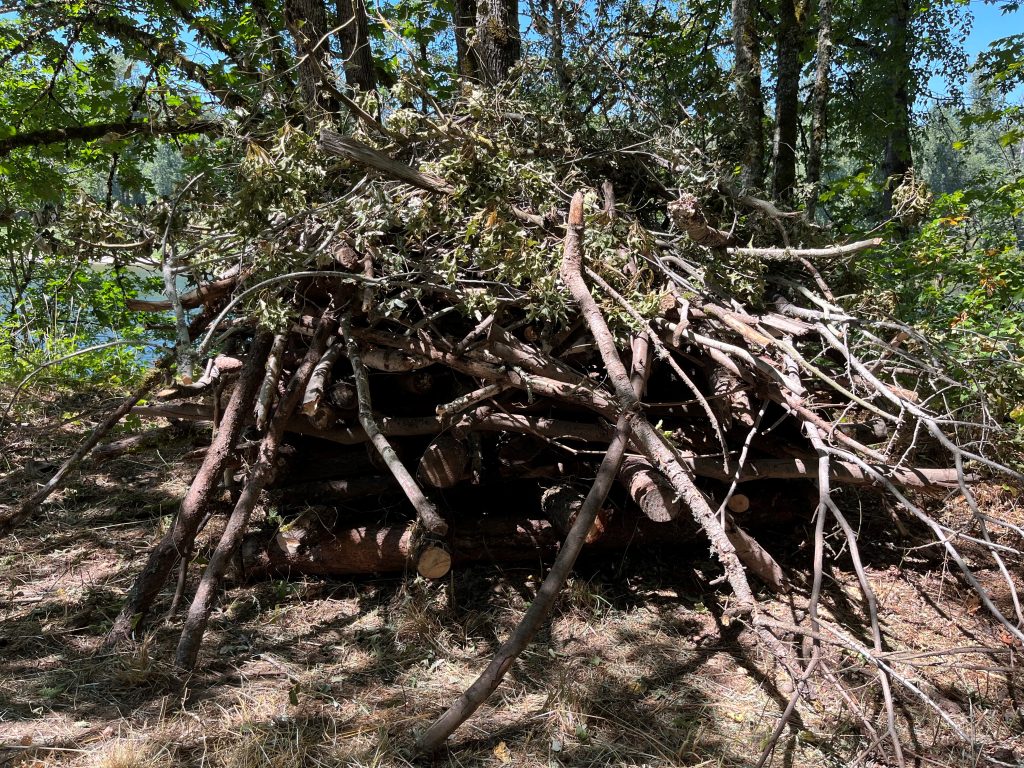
[90,739,172,768]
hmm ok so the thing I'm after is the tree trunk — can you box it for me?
[545,0,571,95]
[335,0,376,91]
[881,0,914,213]
[475,0,521,85]
[284,0,341,119]
[771,0,802,203]
[453,0,479,81]
[732,0,765,190]
[805,0,832,218]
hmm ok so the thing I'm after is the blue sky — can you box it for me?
[965,0,1023,58]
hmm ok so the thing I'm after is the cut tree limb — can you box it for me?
[320,129,456,195]
[175,314,335,668]
[106,331,273,645]
[726,238,883,260]
[126,272,242,312]
[241,506,702,578]
[559,190,758,612]
[340,316,449,537]
[0,368,163,538]
[417,409,636,753]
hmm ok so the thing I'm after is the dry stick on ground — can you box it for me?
[416,411,636,753]
[0,367,164,538]
[175,315,335,669]
[339,316,448,538]
[106,332,274,645]
[0,308,216,538]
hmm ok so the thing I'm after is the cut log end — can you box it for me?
[541,485,609,544]
[418,433,472,489]
[726,494,750,514]
[417,545,452,579]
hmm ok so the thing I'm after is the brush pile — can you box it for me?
[3,97,1020,756]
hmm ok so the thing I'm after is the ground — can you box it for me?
[1,389,1022,768]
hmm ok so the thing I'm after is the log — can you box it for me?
[241,509,708,582]
[417,545,452,579]
[618,456,679,522]
[126,272,240,312]
[540,485,610,544]
[417,433,472,489]
[129,403,968,492]
[727,493,751,514]
[276,476,395,499]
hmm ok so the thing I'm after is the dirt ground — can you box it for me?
[1,390,1022,768]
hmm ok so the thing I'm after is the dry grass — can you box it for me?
[1,390,1022,767]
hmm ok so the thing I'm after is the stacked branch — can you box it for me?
[11,107,1021,764]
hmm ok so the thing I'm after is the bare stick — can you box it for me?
[106,332,273,644]
[417,409,635,752]
[339,316,448,537]
[0,368,163,538]
[727,238,883,260]
[559,191,757,610]
[175,314,335,668]
[255,333,287,431]
[300,339,344,416]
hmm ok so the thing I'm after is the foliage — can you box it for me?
[0,0,1020,445]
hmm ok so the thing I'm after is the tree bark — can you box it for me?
[771,0,802,203]
[806,0,832,217]
[475,0,521,85]
[452,0,480,81]
[881,0,914,213]
[284,0,341,120]
[732,0,765,190]
[335,0,376,91]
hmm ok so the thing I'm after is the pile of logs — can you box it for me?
[94,188,988,676]
[2,146,1017,755]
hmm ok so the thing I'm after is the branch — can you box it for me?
[319,129,456,194]
[0,120,220,156]
[340,316,448,537]
[727,238,883,260]
[417,411,635,752]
